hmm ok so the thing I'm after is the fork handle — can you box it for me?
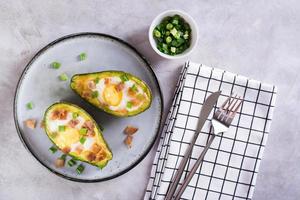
[165,132,200,200]
[174,134,216,200]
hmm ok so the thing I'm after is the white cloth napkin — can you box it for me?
[144,62,277,200]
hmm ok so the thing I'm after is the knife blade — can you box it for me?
[165,91,221,200]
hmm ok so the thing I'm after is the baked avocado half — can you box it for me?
[44,102,112,169]
[70,71,152,117]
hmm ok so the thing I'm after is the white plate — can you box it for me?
[14,33,163,182]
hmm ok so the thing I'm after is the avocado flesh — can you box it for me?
[70,71,152,117]
[44,102,112,169]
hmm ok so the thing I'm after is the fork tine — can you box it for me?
[229,97,243,117]
[220,94,232,110]
[225,94,237,111]
[228,95,240,112]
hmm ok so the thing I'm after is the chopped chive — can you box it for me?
[60,154,67,160]
[79,52,87,61]
[153,29,161,38]
[170,28,177,37]
[166,23,173,30]
[174,32,181,39]
[171,47,176,53]
[165,36,172,44]
[49,146,58,154]
[79,128,88,135]
[26,102,34,110]
[153,15,191,56]
[79,137,86,144]
[72,112,79,119]
[51,61,61,69]
[172,19,179,25]
[94,77,100,84]
[59,73,68,81]
[76,164,85,174]
[120,74,129,82]
[58,125,66,132]
[91,91,99,98]
[126,101,133,109]
[131,84,138,92]
[67,159,77,167]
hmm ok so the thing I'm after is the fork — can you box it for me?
[172,94,243,200]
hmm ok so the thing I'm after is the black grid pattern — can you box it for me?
[144,62,277,200]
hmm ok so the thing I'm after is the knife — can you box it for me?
[165,91,221,200]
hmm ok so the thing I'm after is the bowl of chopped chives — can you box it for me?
[149,10,198,59]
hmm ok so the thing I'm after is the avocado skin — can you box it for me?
[70,71,152,117]
[43,102,113,169]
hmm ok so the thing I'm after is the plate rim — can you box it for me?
[13,32,164,182]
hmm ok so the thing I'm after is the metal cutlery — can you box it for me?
[166,93,243,200]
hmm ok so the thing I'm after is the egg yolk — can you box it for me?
[103,84,122,106]
[54,128,80,148]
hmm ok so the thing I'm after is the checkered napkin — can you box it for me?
[144,62,277,200]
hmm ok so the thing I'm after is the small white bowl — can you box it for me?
[149,10,198,59]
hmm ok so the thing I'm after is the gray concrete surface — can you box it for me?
[0,0,299,199]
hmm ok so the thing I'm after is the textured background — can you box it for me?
[0,0,299,199]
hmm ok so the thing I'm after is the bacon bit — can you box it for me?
[75,146,83,154]
[124,125,138,135]
[95,151,107,161]
[104,78,110,85]
[24,119,37,129]
[40,120,45,128]
[82,90,91,98]
[115,83,125,92]
[68,119,79,128]
[119,109,128,115]
[128,88,137,97]
[124,135,133,148]
[55,158,65,168]
[131,98,141,107]
[83,120,94,130]
[87,130,95,137]
[86,151,96,162]
[82,120,95,137]
[62,147,71,154]
[51,109,68,120]
[87,80,96,89]
[100,101,108,107]
[91,144,102,154]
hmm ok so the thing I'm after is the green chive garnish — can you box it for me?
[60,154,67,160]
[153,29,161,38]
[131,84,138,92]
[120,74,129,82]
[79,52,87,61]
[91,91,99,98]
[58,125,66,132]
[94,77,100,84]
[49,146,58,154]
[79,137,86,144]
[72,112,79,119]
[51,61,61,69]
[126,101,133,109]
[79,128,88,135]
[67,159,77,167]
[26,102,34,110]
[59,73,68,81]
[76,164,85,174]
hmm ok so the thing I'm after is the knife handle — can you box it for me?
[174,134,216,200]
